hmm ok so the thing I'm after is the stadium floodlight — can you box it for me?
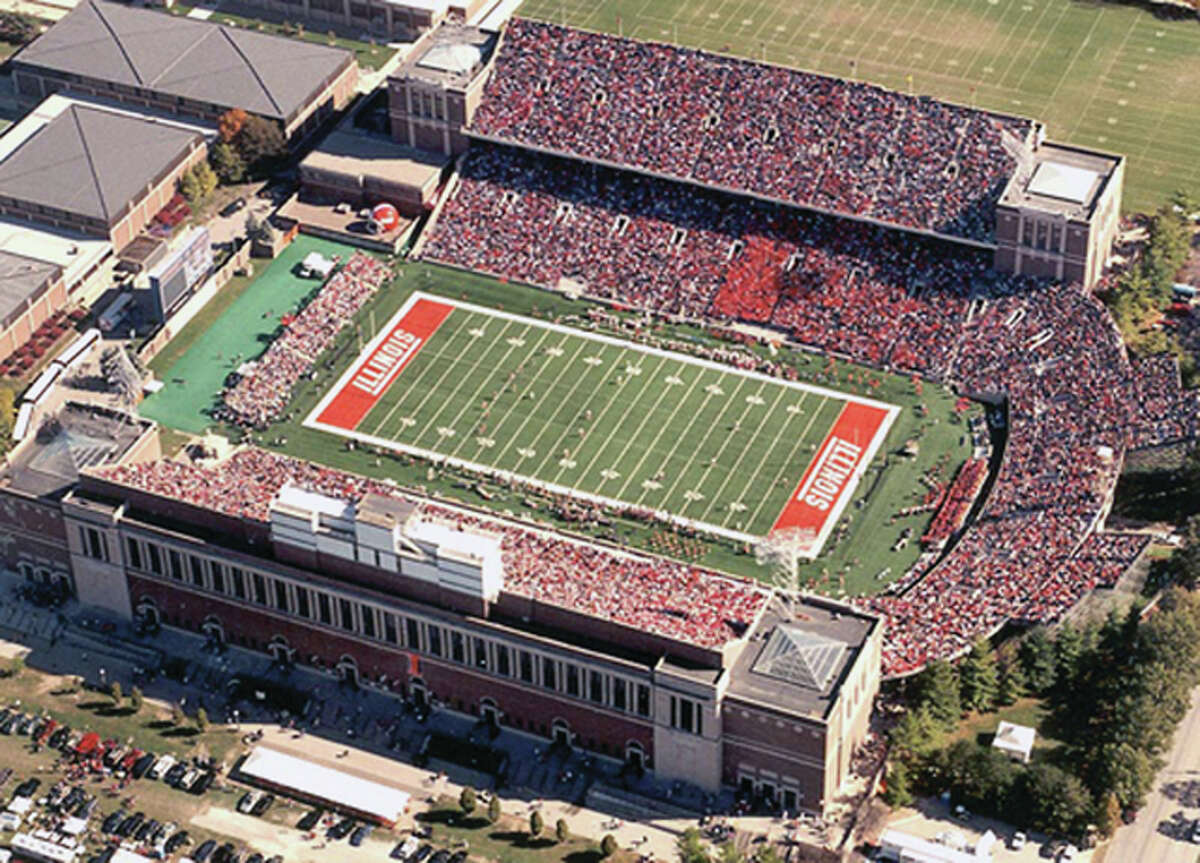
[755,526,816,598]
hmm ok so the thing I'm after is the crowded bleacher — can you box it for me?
[218,253,392,429]
[95,449,768,650]
[468,18,1034,243]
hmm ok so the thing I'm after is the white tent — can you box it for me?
[298,252,335,279]
[239,746,410,825]
[991,721,1035,763]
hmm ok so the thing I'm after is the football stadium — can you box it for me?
[6,0,1190,817]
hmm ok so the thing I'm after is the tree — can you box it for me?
[881,759,914,808]
[676,828,710,863]
[996,648,1025,706]
[7,655,23,678]
[129,686,143,714]
[888,705,941,763]
[554,819,569,843]
[193,161,218,199]
[1019,628,1057,693]
[486,795,501,823]
[1053,623,1087,688]
[195,707,209,733]
[716,842,741,863]
[959,640,999,713]
[217,108,248,143]
[170,703,184,725]
[109,681,122,707]
[1098,791,1123,839]
[914,659,961,730]
[600,835,618,858]
[458,787,476,817]
[528,810,543,838]
[179,168,202,205]
[210,140,246,184]
[751,847,781,863]
[1018,764,1092,839]
[234,115,287,175]
[0,386,15,452]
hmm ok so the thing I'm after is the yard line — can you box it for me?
[609,364,708,499]
[406,319,517,449]
[630,372,725,507]
[997,0,1065,88]
[446,327,554,459]
[744,394,834,528]
[697,385,788,523]
[655,373,751,509]
[530,351,665,480]
[488,337,599,467]
[1038,7,1106,113]
[363,311,477,437]
[1068,14,1140,139]
[461,331,574,462]
[546,354,672,483]
[667,376,767,518]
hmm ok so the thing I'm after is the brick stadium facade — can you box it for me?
[49,458,880,816]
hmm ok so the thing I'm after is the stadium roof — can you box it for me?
[14,0,353,122]
[752,625,846,691]
[0,103,201,225]
[1027,162,1099,205]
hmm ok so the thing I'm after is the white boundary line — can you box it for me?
[304,291,900,550]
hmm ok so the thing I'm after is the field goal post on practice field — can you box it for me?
[755,526,818,598]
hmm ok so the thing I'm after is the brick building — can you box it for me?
[222,0,486,43]
[0,101,208,252]
[11,0,358,145]
[0,252,66,361]
[994,141,1124,289]
[388,23,497,157]
[59,451,880,815]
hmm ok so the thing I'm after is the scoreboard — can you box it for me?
[147,226,213,321]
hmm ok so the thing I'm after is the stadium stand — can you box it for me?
[97,448,768,649]
[467,18,1035,243]
[218,253,392,429]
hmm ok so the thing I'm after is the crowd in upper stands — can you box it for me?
[97,449,767,650]
[469,18,1033,242]
[1128,353,1200,448]
[217,253,392,429]
[421,141,1180,675]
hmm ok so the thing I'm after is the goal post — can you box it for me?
[755,526,817,595]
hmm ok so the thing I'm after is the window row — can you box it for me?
[124,535,653,718]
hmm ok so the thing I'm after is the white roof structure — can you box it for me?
[110,849,155,863]
[10,833,79,863]
[991,720,1036,762]
[878,828,991,863]
[300,251,336,278]
[419,41,483,75]
[1027,161,1099,204]
[276,483,353,520]
[239,746,411,824]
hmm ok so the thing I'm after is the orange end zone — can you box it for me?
[315,297,454,430]
[772,401,892,539]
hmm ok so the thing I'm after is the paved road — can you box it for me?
[1106,686,1200,863]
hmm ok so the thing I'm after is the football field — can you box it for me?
[306,293,897,547]
[517,0,1200,213]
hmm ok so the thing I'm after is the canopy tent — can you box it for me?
[991,720,1035,763]
[238,746,410,825]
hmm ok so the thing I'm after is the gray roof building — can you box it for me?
[0,104,202,226]
[14,0,353,123]
[0,250,61,330]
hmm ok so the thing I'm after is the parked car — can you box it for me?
[328,817,356,840]
[14,778,40,797]
[237,791,262,814]
[191,771,215,795]
[131,752,157,779]
[166,830,191,854]
[297,809,323,831]
[391,836,420,860]
[251,794,275,816]
[163,763,187,786]
[193,839,217,863]
[409,844,433,863]
[245,854,264,863]
[350,825,372,847]
[150,754,176,780]
[1059,844,1079,861]
[1010,832,1026,850]
[221,198,247,218]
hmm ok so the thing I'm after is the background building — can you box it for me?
[223,0,487,43]
[11,0,358,144]
[0,99,208,251]
[0,252,66,362]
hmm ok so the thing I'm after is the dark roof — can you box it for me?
[15,0,353,122]
[0,250,61,327]
[0,104,201,225]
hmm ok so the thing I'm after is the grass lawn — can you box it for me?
[169,3,396,70]
[516,0,1200,213]
[948,697,1060,760]
[0,668,242,766]
[418,802,635,863]
[141,254,976,594]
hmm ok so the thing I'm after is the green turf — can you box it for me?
[142,257,976,595]
[516,0,1200,213]
[336,301,860,539]
[140,235,356,434]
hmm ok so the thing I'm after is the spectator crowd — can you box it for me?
[218,253,392,429]
[469,18,1033,242]
[98,449,768,650]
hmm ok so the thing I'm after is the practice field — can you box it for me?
[306,293,897,547]
[518,0,1200,213]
